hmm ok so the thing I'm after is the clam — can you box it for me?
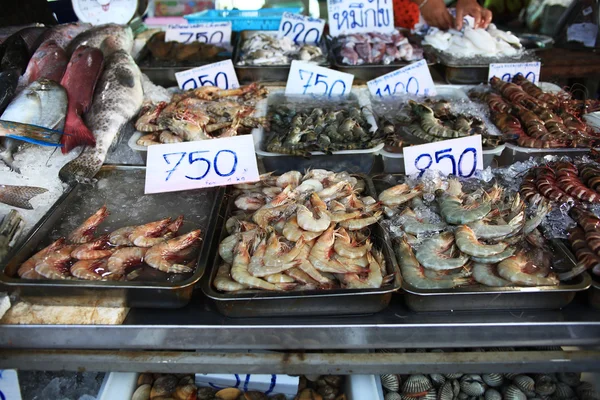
[215,387,241,400]
[484,388,502,400]
[317,383,338,400]
[244,391,268,400]
[504,373,518,380]
[380,374,401,392]
[553,382,576,399]
[513,375,535,393]
[323,376,343,388]
[437,380,454,400]
[577,382,595,395]
[401,374,432,396]
[460,375,486,397]
[138,374,155,386]
[482,374,503,388]
[456,393,469,400]
[297,388,323,400]
[132,384,151,400]
[429,374,446,388]
[503,384,526,400]
[384,393,402,400]
[422,389,437,400]
[557,372,581,387]
[535,374,556,396]
[197,387,218,400]
[151,375,179,398]
[173,383,197,400]
[444,374,464,379]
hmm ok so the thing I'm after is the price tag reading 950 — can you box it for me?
[144,135,260,194]
[175,60,239,91]
[165,22,232,44]
[403,135,484,178]
[488,62,541,85]
[286,60,354,97]
[278,12,326,44]
[367,59,436,97]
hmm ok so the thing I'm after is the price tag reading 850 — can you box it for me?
[144,135,260,194]
[403,135,484,178]
[175,60,239,91]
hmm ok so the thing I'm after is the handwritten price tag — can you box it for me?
[367,59,436,97]
[0,370,23,400]
[403,135,483,177]
[278,12,325,44]
[327,0,395,36]
[144,135,260,194]
[175,60,239,91]
[286,60,353,96]
[165,22,232,44]
[488,62,541,85]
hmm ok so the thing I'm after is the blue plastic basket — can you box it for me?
[184,8,302,31]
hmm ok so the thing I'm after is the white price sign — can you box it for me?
[175,60,239,91]
[367,59,436,97]
[327,0,394,36]
[403,135,483,177]
[165,22,232,44]
[144,135,260,194]
[286,60,353,96]
[278,12,325,44]
[0,370,22,400]
[488,62,541,85]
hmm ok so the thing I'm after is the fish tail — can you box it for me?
[0,185,47,210]
[59,151,103,184]
[61,112,96,154]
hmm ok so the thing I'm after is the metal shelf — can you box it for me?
[1,296,599,351]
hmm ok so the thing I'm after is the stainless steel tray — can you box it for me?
[201,175,402,317]
[372,173,591,312]
[234,31,330,83]
[0,165,222,308]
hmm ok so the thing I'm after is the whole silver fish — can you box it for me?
[59,50,143,184]
[66,24,133,56]
[0,184,47,209]
[0,79,67,172]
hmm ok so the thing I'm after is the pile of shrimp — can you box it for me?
[215,169,393,292]
[377,176,562,290]
[469,75,600,148]
[564,208,600,280]
[17,205,201,281]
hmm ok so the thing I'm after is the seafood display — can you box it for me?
[0,184,47,209]
[237,32,326,66]
[566,207,600,280]
[263,94,383,156]
[146,31,227,63]
[0,210,24,261]
[378,175,566,290]
[17,206,202,281]
[132,374,198,400]
[134,83,268,146]
[377,98,501,152]
[331,30,423,66]
[470,76,600,148]
[424,24,523,59]
[381,371,598,400]
[214,170,391,292]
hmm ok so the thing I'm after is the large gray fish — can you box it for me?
[0,184,47,209]
[35,23,91,50]
[59,50,143,184]
[66,24,133,56]
[0,79,67,172]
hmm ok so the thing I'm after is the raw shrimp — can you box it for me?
[145,230,202,273]
[219,230,261,265]
[317,181,352,202]
[294,179,323,194]
[253,203,297,229]
[262,186,282,198]
[470,246,516,263]
[455,226,508,257]
[230,240,284,291]
[396,238,470,289]
[339,252,383,289]
[214,263,248,292]
[333,228,372,259]
[497,254,559,286]
[415,232,470,270]
[467,211,524,240]
[472,263,511,287]
[437,191,491,225]
[109,226,135,246]
[282,216,321,242]
[379,184,422,207]
[265,273,295,283]
[303,169,335,184]
[400,208,446,235]
[34,245,77,279]
[68,205,109,244]
[330,209,362,223]
[333,254,369,268]
[338,211,382,231]
[295,241,333,286]
[296,204,331,233]
[70,258,119,281]
[523,202,551,235]
[264,233,305,267]
[276,171,302,188]
[284,267,319,288]
[234,192,267,211]
[107,247,147,274]
[129,218,172,248]
[71,234,115,260]
[18,238,66,279]
[308,226,363,273]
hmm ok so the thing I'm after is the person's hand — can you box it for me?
[419,0,454,29]
[455,0,493,30]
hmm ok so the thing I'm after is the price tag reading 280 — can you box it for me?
[144,135,260,194]
[285,60,354,97]
[403,135,484,178]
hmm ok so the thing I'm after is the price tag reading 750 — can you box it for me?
[144,135,260,194]
[286,60,354,97]
[403,135,484,178]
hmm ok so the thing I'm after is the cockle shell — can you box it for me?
[535,374,557,396]
[553,382,576,399]
[421,389,437,400]
[482,374,503,388]
[437,380,454,400]
[381,374,401,392]
[384,392,402,400]
[503,384,527,400]
[460,375,486,397]
[456,393,469,400]
[513,375,535,393]
[445,373,464,379]
[215,387,242,400]
[151,375,178,398]
[401,374,433,396]
[504,373,519,380]
[429,374,446,388]
[131,384,151,400]
[484,388,502,400]
[577,382,595,395]
[557,372,581,387]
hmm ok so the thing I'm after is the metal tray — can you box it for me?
[588,279,600,310]
[200,175,402,317]
[0,165,222,309]
[234,30,330,83]
[372,173,592,312]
